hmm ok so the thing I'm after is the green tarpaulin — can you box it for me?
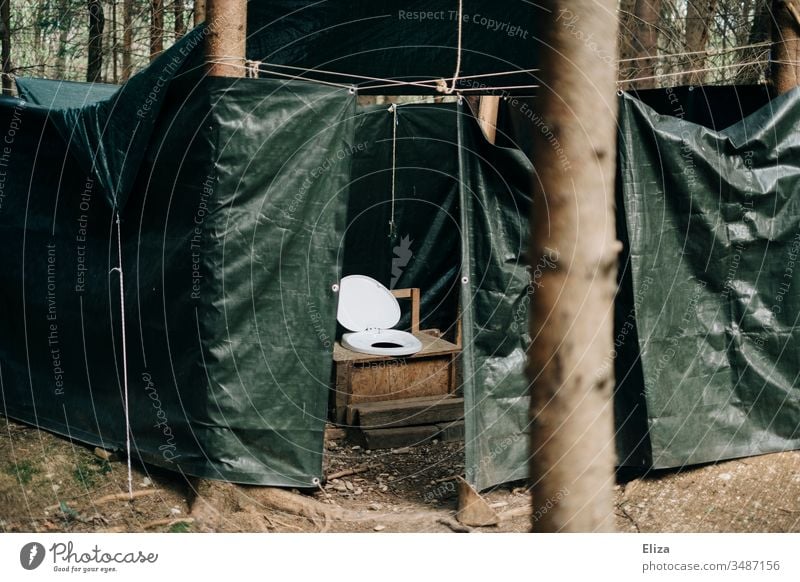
[617,88,800,468]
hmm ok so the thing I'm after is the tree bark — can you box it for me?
[194,0,206,26]
[0,0,9,94]
[529,0,620,532]
[205,0,246,77]
[619,0,660,89]
[122,0,132,80]
[150,0,164,61]
[87,0,105,83]
[771,0,800,94]
[55,0,71,79]
[684,0,719,86]
[175,0,186,39]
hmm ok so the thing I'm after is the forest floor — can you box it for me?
[1,415,799,533]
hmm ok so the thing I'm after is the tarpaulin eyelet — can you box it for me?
[331,283,340,292]
[461,276,469,284]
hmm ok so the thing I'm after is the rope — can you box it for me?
[618,41,772,64]
[441,0,463,94]
[113,212,133,500]
[388,103,398,239]
[618,60,768,85]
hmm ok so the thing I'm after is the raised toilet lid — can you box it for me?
[337,275,401,331]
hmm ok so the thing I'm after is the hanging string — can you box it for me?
[111,212,133,500]
[388,103,398,239]
[441,0,464,95]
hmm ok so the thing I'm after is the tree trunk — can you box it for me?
[55,0,72,79]
[684,0,719,86]
[112,0,118,82]
[0,0,9,94]
[194,0,206,26]
[529,0,620,532]
[771,0,800,94]
[87,0,105,83]
[122,0,132,80]
[150,0,164,61]
[619,0,660,89]
[175,0,186,39]
[205,0,246,77]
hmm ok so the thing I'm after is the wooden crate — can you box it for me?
[331,332,461,424]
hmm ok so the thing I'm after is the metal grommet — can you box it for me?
[348,86,356,95]
[331,283,340,292]
[312,477,321,486]
[616,89,623,97]
[461,276,469,285]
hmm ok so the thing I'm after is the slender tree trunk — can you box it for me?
[619,0,660,89]
[0,0,9,94]
[529,0,620,532]
[771,0,800,94]
[684,0,719,86]
[150,0,164,61]
[87,0,105,83]
[736,0,771,83]
[205,0,246,77]
[122,0,132,80]
[194,0,206,26]
[112,0,118,82]
[175,0,186,39]
[56,0,71,79]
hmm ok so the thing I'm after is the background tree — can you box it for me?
[87,0,104,82]
[150,0,163,61]
[0,0,10,94]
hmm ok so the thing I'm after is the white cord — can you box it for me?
[389,103,398,239]
[443,0,463,94]
[114,212,133,499]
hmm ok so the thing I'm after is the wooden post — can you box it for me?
[194,0,206,26]
[771,0,800,95]
[204,0,246,77]
[477,96,500,144]
[528,0,620,532]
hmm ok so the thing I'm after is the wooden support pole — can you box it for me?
[194,0,206,26]
[528,0,620,532]
[771,0,800,95]
[477,96,500,144]
[204,0,246,77]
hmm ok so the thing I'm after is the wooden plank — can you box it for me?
[348,356,452,403]
[332,332,460,363]
[360,425,440,450]
[350,397,464,429]
[436,420,465,442]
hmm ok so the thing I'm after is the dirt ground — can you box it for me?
[1,415,798,533]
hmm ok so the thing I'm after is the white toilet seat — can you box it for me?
[336,275,423,357]
[342,329,423,357]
